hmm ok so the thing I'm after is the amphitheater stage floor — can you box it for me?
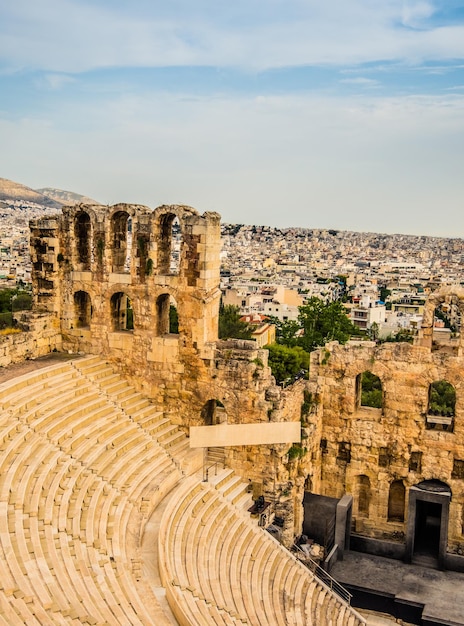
[331,551,464,626]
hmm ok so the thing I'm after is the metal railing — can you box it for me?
[203,461,218,482]
[293,544,352,605]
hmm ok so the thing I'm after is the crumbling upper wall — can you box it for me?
[30,203,222,356]
[417,284,464,352]
[0,313,61,367]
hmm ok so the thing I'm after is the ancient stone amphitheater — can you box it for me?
[0,355,364,625]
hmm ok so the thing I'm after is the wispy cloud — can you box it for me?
[42,73,76,90]
[400,1,436,29]
[1,1,463,237]
[1,89,463,235]
[339,77,380,87]
[1,1,464,73]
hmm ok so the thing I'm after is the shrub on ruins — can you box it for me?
[0,287,32,329]
[429,380,456,416]
[360,371,382,408]
[265,343,309,385]
[218,303,253,340]
[382,328,414,343]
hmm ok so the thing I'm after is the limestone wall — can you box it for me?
[0,312,62,367]
[309,340,464,552]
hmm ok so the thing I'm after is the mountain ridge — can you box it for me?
[0,177,100,208]
[0,177,62,208]
[36,187,100,206]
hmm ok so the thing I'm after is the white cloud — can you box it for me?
[1,90,463,236]
[0,0,463,73]
[401,1,436,29]
[339,77,380,87]
[42,73,76,89]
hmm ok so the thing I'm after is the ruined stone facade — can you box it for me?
[29,204,464,565]
[307,287,464,568]
[29,204,305,544]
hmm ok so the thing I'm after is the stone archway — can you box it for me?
[405,479,451,569]
[418,286,464,351]
[75,211,91,270]
[74,290,92,328]
[201,399,226,426]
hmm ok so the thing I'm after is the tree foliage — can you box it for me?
[360,371,382,408]
[218,304,253,340]
[265,344,309,384]
[271,298,359,354]
[379,287,391,303]
[297,297,359,353]
[169,305,179,334]
[429,380,455,416]
[0,288,32,330]
[267,317,300,347]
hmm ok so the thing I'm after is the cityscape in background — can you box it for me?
[1,187,463,342]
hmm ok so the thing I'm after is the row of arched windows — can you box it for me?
[356,370,456,430]
[74,210,181,277]
[73,290,179,334]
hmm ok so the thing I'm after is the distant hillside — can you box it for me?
[0,177,62,209]
[36,187,100,206]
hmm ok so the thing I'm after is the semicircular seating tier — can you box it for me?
[0,356,365,625]
[158,475,365,626]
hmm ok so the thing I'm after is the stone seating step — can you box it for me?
[159,470,366,626]
[0,357,200,625]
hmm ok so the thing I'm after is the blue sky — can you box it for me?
[1,1,464,236]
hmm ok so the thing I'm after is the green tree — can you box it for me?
[360,371,382,408]
[268,316,300,347]
[0,288,32,329]
[265,344,309,384]
[169,305,179,334]
[379,287,391,303]
[218,304,253,340]
[383,328,414,343]
[0,288,32,313]
[368,321,380,341]
[429,380,455,416]
[298,298,359,353]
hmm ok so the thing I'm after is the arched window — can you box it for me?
[433,300,460,343]
[74,291,92,328]
[156,294,179,335]
[112,211,131,273]
[158,214,181,275]
[110,292,133,331]
[357,475,371,517]
[201,399,226,425]
[75,212,91,269]
[136,234,150,280]
[357,371,382,408]
[388,480,405,522]
[427,380,456,431]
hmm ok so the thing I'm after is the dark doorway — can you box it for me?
[405,481,451,569]
[414,500,441,559]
